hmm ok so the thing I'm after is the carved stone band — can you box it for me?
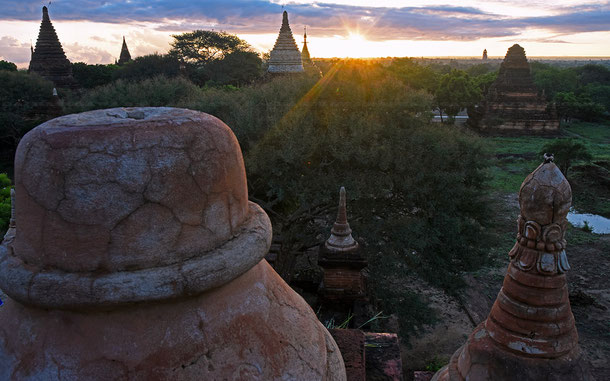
[0,202,271,310]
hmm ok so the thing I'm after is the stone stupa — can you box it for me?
[28,6,76,88]
[117,36,132,65]
[470,44,559,134]
[268,11,304,74]
[0,107,346,380]
[432,154,591,381]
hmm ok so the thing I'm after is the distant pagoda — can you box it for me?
[268,11,304,74]
[301,26,312,64]
[470,44,559,135]
[28,6,76,88]
[482,49,488,60]
[117,36,132,65]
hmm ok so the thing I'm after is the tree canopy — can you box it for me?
[169,30,253,64]
[435,69,481,123]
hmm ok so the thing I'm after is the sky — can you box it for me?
[1,0,609,67]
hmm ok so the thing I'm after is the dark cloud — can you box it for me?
[1,0,609,42]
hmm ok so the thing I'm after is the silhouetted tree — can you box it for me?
[540,139,592,176]
[0,60,17,72]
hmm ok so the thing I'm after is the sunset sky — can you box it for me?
[1,0,609,67]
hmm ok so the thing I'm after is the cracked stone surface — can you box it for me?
[0,260,346,380]
[12,107,248,273]
[0,107,346,380]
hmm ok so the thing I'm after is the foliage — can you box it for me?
[473,71,498,95]
[0,71,55,168]
[387,58,439,92]
[554,91,606,122]
[246,61,492,291]
[0,173,11,235]
[198,51,262,87]
[65,76,200,113]
[435,69,481,123]
[532,62,610,119]
[540,139,593,176]
[113,54,182,82]
[72,62,119,88]
[0,60,17,72]
[169,30,252,64]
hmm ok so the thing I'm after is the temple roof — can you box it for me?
[118,36,132,65]
[268,11,304,73]
[29,6,76,88]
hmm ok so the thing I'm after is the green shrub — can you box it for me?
[66,76,200,113]
[0,71,55,170]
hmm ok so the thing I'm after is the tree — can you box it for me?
[169,30,252,65]
[0,60,17,72]
[113,54,181,82]
[435,70,481,123]
[540,139,592,177]
[202,51,262,87]
[0,71,56,167]
[72,62,119,88]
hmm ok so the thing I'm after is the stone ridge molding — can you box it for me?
[0,202,271,309]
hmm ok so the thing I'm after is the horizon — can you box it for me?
[2,1,610,68]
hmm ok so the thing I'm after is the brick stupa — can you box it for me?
[268,11,304,74]
[432,155,591,381]
[117,36,132,65]
[318,187,367,303]
[470,44,558,134]
[0,107,346,380]
[28,6,76,88]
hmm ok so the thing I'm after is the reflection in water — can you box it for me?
[567,208,610,234]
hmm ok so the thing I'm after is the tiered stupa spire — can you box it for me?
[433,155,592,381]
[301,26,312,64]
[117,36,132,65]
[28,6,76,88]
[268,11,304,73]
[318,187,367,303]
[482,48,488,60]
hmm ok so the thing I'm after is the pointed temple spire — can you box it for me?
[318,187,367,303]
[301,26,312,64]
[118,36,132,65]
[28,6,76,88]
[433,156,592,381]
[482,48,488,60]
[268,11,304,74]
[325,187,358,252]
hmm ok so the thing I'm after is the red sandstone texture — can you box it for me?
[0,107,346,380]
[329,329,366,381]
[432,158,591,381]
[0,261,345,380]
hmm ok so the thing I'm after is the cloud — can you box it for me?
[64,42,113,64]
[1,0,609,43]
[0,36,31,66]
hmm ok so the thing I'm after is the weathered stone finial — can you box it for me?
[432,159,591,381]
[543,152,554,163]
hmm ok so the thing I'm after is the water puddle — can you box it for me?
[567,208,610,234]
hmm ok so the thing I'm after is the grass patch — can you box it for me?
[566,225,601,245]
